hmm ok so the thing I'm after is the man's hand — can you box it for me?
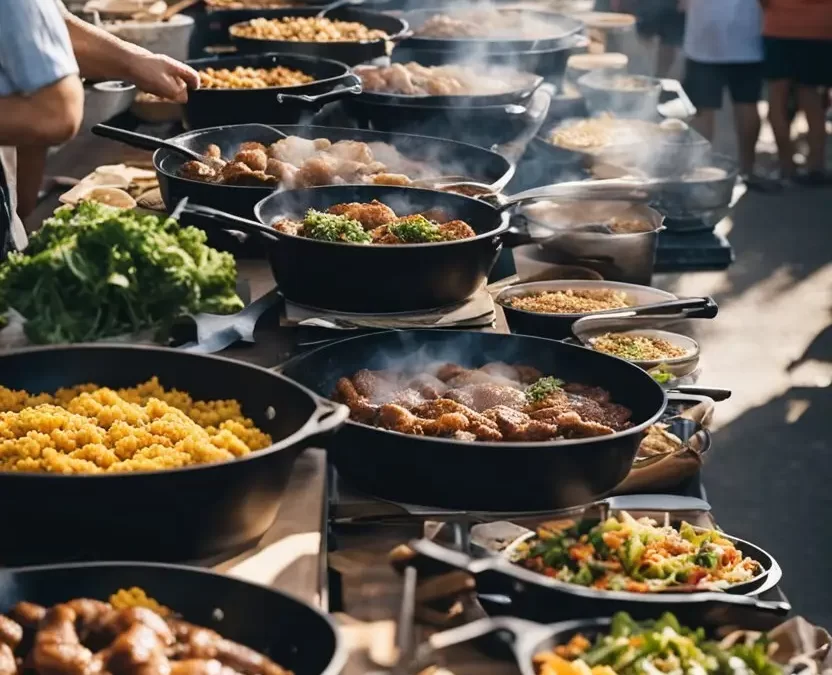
[126,51,199,103]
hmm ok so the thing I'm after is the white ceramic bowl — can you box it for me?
[582,328,700,377]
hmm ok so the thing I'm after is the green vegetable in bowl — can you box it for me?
[526,376,566,403]
[303,209,372,244]
[0,201,244,344]
[649,365,675,384]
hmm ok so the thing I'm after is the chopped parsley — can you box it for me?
[526,376,565,403]
[649,365,675,384]
[388,215,444,243]
[302,209,372,244]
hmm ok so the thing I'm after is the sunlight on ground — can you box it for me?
[672,263,832,429]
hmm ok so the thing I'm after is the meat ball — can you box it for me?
[328,200,397,230]
[272,218,300,236]
[239,141,267,154]
[234,148,268,172]
[180,160,217,181]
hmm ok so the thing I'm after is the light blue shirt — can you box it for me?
[0,0,79,95]
[683,0,763,64]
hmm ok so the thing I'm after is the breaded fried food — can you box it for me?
[328,200,397,230]
[438,219,476,241]
[239,141,268,154]
[180,160,217,182]
[235,148,268,172]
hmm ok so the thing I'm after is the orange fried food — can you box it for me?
[327,200,397,230]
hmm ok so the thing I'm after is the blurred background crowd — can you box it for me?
[599,0,832,189]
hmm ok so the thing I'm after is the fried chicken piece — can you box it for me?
[31,605,95,675]
[357,68,387,91]
[484,405,562,441]
[294,155,338,187]
[10,602,45,628]
[272,219,300,236]
[438,220,476,241]
[418,208,454,223]
[235,148,268,172]
[334,377,378,424]
[376,403,425,435]
[434,363,468,382]
[445,370,520,389]
[221,162,278,186]
[171,660,244,675]
[239,141,267,154]
[371,173,412,186]
[328,200,397,230]
[205,144,222,158]
[328,140,374,164]
[406,374,447,400]
[267,136,323,164]
[564,394,631,430]
[265,158,297,186]
[514,365,544,384]
[445,383,527,412]
[332,159,367,182]
[452,430,478,441]
[368,224,401,245]
[180,160,217,181]
[432,412,469,435]
[390,388,425,409]
[169,622,287,675]
[411,399,500,434]
[555,411,615,438]
[352,369,399,401]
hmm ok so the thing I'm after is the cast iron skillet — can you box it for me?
[0,345,348,565]
[180,185,509,313]
[178,182,611,313]
[92,123,514,219]
[184,52,362,128]
[0,563,346,675]
[420,614,791,673]
[401,7,584,55]
[228,7,410,65]
[278,329,673,511]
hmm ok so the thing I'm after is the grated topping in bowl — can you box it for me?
[506,288,631,314]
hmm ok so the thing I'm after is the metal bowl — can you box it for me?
[577,70,661,119]
[496,279,677,340]
[578,328,701,378]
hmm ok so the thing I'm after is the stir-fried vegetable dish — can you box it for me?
[514,512,762,592]
[272,201,476,245]
[533,612,781,675]
[0,202,243,344]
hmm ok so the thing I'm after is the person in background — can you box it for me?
[682,0,773,189]
[634,0,686,78]
[0,0,199,261]
[761,0,832,184]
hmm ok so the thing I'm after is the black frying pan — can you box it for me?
[353,63,543,108]
[278,329,673,511]
[184,52,362,128]
[419,613,791,673]
[180,185,509,313]
[0,345,348,565]
[228,7,410,65]
[0,563,346,675]
[401,7,584,54]
[92,123,515,219]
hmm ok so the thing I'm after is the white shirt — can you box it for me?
[683,0,764,64]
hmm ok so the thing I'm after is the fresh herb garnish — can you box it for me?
[302,209,372,244]
[388,215,444,243]
[526,376,565,402]
[650,365,675,384]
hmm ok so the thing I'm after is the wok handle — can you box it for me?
[307,397,350,438]
[623,296,718,320]
[498,179,652,210]
[179,203,280,241]
[276,74,362,105]
[92,124,203,162]
[668,385,732,401]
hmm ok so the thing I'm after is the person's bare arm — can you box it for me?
[60,5,199,102]
[0,76,84,147]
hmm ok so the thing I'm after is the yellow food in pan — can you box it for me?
[0,378,272,474]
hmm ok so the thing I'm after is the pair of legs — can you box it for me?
[684,60,762,176]
[636,5,685,78]
[767,80,827,176]
[763,37,832,178]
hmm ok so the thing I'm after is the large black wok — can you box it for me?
[0,563,346,675]
[184,52,361,128]
[0,345,348,565]
[279,330,672,511]
[92,123,514,218]
[229,7,410,65]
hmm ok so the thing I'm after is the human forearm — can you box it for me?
[0,76,84,147]
[59,3,199,101]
